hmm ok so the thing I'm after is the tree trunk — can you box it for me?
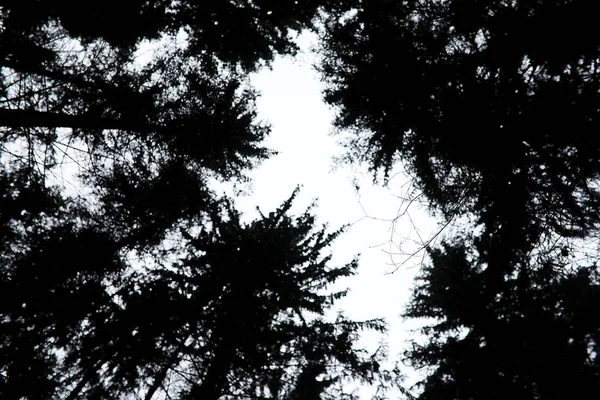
[64,359,104,400]
[192,337,236,400]
[0,108,158,133]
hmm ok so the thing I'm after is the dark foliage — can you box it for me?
[405,242,600,400]
[1,20,271,248]
[1,183,392,399]
[1,0,358,70]
[319,0,600,243]
[0,2,396,400]
[317,1,600,399]
[1,0,364,249]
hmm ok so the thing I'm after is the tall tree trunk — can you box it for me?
[144,338,193,400]
[0,108,158,133]
[64,359,104,400]
[192,336,236,400]
[144,350,182,400]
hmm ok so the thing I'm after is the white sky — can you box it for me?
[215,32,440,393]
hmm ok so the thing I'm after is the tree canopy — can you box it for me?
[0,186,391,399]
[318,0,600,398]
[319,0,600,239]
[6,1,600,399]
[1,0,363,70]
[0,2,397,400]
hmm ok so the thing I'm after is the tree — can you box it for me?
[0,0,358,250]
[404,240,600,400]
[318,0,600,247]
[0,2,398,400]
[317,1,600,399]
[0,189,395,400]
[1,24,271,248]
[1,0,359,70]
[0,166,127,400]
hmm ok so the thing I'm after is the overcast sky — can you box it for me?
[213,32,440,392]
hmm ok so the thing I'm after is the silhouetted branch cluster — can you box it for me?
[318,0,600,398]
[0,2,400,400]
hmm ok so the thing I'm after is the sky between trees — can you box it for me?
[2,1,600,400]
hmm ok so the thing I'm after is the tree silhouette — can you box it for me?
[1,26,270,248]
[318,1,600,399]
[319,0,600,242]
[0,1,362,250]
[1,0,358,69]
[404,241,600,400]
[1,3,398,400]
[0,189,393,399]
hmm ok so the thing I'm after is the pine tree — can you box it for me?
[0,3,397,399]
[318,0,600,243]
[0,189,393,399]
[317,1,600,398]
[404,240,600,399]
[0,0,356,248]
